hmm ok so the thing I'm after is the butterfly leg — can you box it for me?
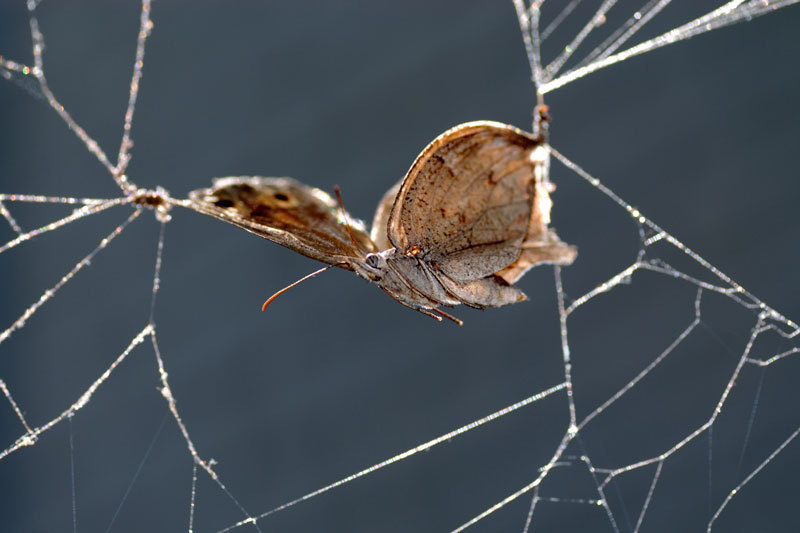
[375,282,464,325]
[415,307,443,323]
[434,308,464,326]
[404,305,464,326]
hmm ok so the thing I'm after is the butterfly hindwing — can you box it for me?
[386,121,542,281]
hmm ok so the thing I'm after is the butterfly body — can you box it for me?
[349,249,527,312]
[189,121,577,323]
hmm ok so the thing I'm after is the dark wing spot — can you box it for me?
[213,199,234,208]
[273,193,290,201]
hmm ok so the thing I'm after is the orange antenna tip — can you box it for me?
[260,265,334,313]
[261,295,278,312]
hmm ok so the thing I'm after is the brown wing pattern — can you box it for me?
[387,121,542,281]
[189,176,375,267]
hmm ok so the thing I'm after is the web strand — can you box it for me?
[540,0,581,41]
[149,220,167,324]
[542,0,620,82]
[0,194,113,205]
[149,333,262,531]
[0,198,131,256]
[104,414,168,533]
[24,9,117,178]
[216,383,567,532]
[539,0,800,93]
[574,0,673,69]
[0,325,152,462]
[0,379,33,435]
[709,424,800,531]
[0,208,140,345]
[114,0,153,187]
[549,146,798,333]
[0,200,23,234]
[188,462,199,533]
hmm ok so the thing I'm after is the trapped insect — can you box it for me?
[189,121,576,324]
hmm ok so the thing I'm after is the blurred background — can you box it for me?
[1,1,799,531]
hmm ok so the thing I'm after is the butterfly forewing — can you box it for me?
[387,121,542,281]
[189,176,375,267]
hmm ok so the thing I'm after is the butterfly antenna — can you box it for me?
[261,265,336,312]
[333,185,364,252]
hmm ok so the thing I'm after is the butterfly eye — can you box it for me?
[366,254,381,269]
[273,192,290,202]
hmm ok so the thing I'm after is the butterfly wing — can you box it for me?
[370,178,401,251]
[495,177,578,285]
[189,176,375,267]
[386,121,542,282]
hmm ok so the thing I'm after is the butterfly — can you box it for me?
[188,121,576,324]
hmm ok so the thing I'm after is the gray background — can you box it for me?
[1,2,799,532]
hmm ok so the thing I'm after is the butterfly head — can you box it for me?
[351,250,392,282]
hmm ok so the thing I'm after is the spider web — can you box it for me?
[1,1,799,531]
